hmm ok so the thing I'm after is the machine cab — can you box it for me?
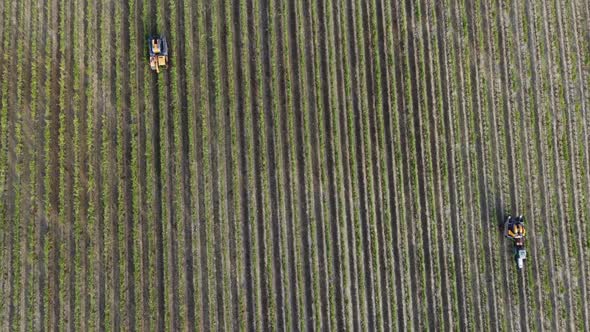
[148,35,168,73]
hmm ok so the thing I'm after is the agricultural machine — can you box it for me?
[503,215,527,270]
[148,35,168,73]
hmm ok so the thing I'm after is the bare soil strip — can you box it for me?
[386,0,414,328]
[405,0,439,328]
[479,0,516,328]
[0,0,6,163]
[395,0,427,327]
[275,0,300,329]
[421,3,449,328]
[345,0,378,328]
[203,1,227,329]
[508,0,544,329]
[0,0,4,51]
[579,3,590,231]
[457,1,488,329]
[91,0,106,329]
[300,0,332,327]
[213,5,233,326]
[332,0,362,328]
[133,0,151,329]
[539,0,575,328]
[243,0,271,328]
[415,1,448,328]
[432,0,468,329]
[18,0,34,329]
[33,0,49,328]
[5,0,20,329]
[0,11,7,309]
[421,0,454,328]
[448,0,484,328]
[399,0,425,328]
[422,0,453,328]
[62,0,77,329]
[0,9,5,269]
[76,0,92,328]
[536,0,568,327]
[258,0,287,329]
[579,0,590,289]
[495,3,518,210]
[315,0,345,329]
[310,1,337,329]
[185,0,211,329]
[164,68,181,332]
[105,0,121,329]
[0,16,5,288]
[359,0,392,328]
[119,0,136,328]
[218,0,240,329]
[159,0,181,329]
[374,0,408,328]
[47,0,62,328]
[554,0,590,327]
[150,66,165,332]
[495,2,531,328]
[524,2,560,329]
[568,0,590,325]
[464,1,501,329]
[172,0,197,329]
[146,0,166,329]
[286,0,315,328]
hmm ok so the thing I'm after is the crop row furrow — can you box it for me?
[527,0,563,329]
[220,0,241,329]
[58,0,76,328]
[365,0,395,329]
[376,0,407,329]
[286,0,316,327]
[435,0,469,329]
[509,0,548,329]
[312,0,343,329]
[479,0,518,328]
[489,2,529,329]
[417,0,448,329]
[296,0,330,327]
[404,0,438,329]
[0,3,6,310]
[4,0,20,328]
[556,0,590,327]
[158,0,180,328]
[464,1,503,330]
[15,0,34,330]
[228,0,255,329]
[539,0,576,328]
[422,0,454,329]
[46,0,62,329]
[259,0,285,328]
[571,0,590,318]
[330,0,362,329]
[392,0,422,329]
[274,0,301,329]
[369,0,399,329]
[345,0,378,327]
[147,0,165,327]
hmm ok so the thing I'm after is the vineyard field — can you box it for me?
[1,0,589,330]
